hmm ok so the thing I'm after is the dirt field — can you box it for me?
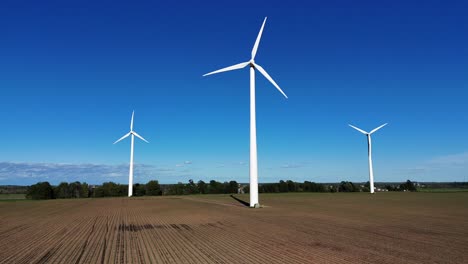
[1,192,467,263]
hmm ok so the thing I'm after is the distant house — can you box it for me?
[238,184,245,194]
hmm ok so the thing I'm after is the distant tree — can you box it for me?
[146,180,162,196]
[187,179,199,194]
[80,182,89,198]
[69,182,82,198]
[226,181,238,194]
[303,181,326,192]
[26,182,54,199]
[279,180,288,192]
[400,180,417,192]
[55,182,71,199]
[260,183,279,193]
[361,181,370,192]
[168,182,186,195]
[94,182,126,197]
[339,181,358,192]
[286,180,297,192]
[197,180,207,194]
[134,183,146,196]
[208,180,224,194]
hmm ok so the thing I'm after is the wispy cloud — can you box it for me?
[427,152,468,167]
[0,162,188,185]
[280,161,312,169]
[399,152,468,180]
[175,160,193,167]
[281,163,303,169]
[237,161,246,166]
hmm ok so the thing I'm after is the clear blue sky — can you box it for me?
[1,0,467,185]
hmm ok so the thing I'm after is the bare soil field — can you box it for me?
[1,192,467,263]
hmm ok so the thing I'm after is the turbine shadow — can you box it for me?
[230,195,249,207]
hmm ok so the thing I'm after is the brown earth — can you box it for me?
[1,192,467,263]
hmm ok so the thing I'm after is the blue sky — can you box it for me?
[1,0,467,185]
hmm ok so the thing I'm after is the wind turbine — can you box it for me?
[349,123,387,194]
[203,17,287,208]
[114,111,149,197]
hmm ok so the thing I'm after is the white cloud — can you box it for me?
[399,152,468,181]
[175,160,193,167]
[280,161,312,169]
[427,152,468,167]
[281,163,302,169]
[0,162,184,185]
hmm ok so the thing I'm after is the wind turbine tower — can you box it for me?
[203,17,288,208]
[114,111,149,197]
[349,123,387,194]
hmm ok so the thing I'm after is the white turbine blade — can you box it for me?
[114,132,131,144]
[203,61,250,76]
[132,131,149,143]
[251,17,267,60]
[130,111,134,131]
[253,63,288,98]
[348,124,368,135]
[370,123,388,134]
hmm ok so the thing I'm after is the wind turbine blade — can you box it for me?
[113,132,131,144]
[130,111,134,131]
[348,124,368,135]
[251,17,267,60]
[254,63,288,98]
[203,62,250,76]
[370,123,388,134]
[132,131,149,143]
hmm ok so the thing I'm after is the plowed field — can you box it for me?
[1,192,467,263]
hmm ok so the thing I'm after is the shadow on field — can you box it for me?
[230,195,249,207]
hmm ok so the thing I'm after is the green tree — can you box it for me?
[187,179,199,194]
[286,180,297,192]
[208,180,224,194]
[55,182,71,198]
[69,182,82,198]
[197,180,207,194]
[167,182,186,195]
[26,182,54,200]
[134,183,146,196]
[279,180,288,192]
[361,181,370,192]
[400,180,417,192]
[146,180,162,196]
[303,181,326,192]
[94,182,126,197]
[226,181,239,194]
[80,182,89,198]
[339,181,358,192]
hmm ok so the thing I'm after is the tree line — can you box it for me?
[25,179,418,199]
[25,180,162,199]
